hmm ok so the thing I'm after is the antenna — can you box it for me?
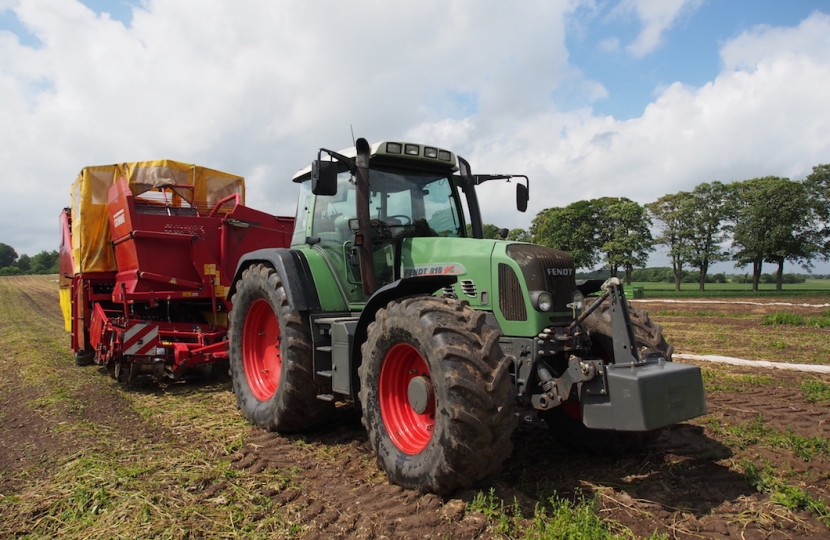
[350,125,356,146]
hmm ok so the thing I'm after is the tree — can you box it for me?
[531,200,603,270]
[465,223,506,239]
[507,228,531,242]
[732,177,822,291]
[532,198,653,281]
[0,243,17,268]
[805,163,830,258]
[16,254,31,273]
[685,182,731,291]
[646,192,695,291]
[594,197,653,284]
[30,250,59,274]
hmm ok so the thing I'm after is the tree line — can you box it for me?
[0,243,59,276]
[486,164,830,292]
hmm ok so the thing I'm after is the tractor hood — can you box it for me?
[400,237,577,336]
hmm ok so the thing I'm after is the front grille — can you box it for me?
[505,244,575,316]
[498,263,527,321]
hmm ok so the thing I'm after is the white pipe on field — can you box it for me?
[674,353,830,374]
[631,299,830,309]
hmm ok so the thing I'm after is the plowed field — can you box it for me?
[1,275,829,539]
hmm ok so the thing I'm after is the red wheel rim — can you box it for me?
[379,343,435,454]
[242,298,281,401]
[562,400,581,421]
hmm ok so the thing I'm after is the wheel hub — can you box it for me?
[407,376,434,415]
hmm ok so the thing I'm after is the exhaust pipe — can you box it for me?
[354,138,376,295]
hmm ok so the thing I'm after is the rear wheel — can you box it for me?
[358,296,516,495]
[541,301,671,454]
[229,264,333,432]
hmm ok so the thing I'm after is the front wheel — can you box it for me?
[228,264,333,432]
[358,296,516,495]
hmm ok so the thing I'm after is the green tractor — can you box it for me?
[227,138,706,495]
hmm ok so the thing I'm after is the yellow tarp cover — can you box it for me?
[59,288,72,331]
[70,160,245,274]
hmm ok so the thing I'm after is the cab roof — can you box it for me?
[292,141,458,182]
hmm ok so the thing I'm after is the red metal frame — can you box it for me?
[60,176,294,380]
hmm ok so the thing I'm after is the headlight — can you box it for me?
[530,291,553,312]
[567,291,584,316]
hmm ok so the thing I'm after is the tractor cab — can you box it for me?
[290,140,528,306]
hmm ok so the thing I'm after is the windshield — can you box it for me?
[310,170,464,241]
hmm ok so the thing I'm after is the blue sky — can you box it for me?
[1,0,829,274]
[564,0,830,119]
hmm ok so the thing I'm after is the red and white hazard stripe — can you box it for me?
[123,322,159,356]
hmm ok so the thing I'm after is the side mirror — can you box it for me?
[312,160,338,196]
[516,183,528,212]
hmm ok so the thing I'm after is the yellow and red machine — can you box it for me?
[59,160,293,381]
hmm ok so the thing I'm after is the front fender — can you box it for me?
[227,248,320,312]
[348,275,457,396]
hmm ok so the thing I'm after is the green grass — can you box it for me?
[466,488,667,540]
[0,276,298,539]
[762,310,830,328]
[742,461,830,525]
[708,416,830,461]
[802,379,830,403]
[701,368,778,393]
[629,279,830,298]
[0,446,297,538]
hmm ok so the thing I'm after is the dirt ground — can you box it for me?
[1,279,829,539]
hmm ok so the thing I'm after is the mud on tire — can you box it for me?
[358,295,517,495]
[541,301,672,454]
[229,263,333,432]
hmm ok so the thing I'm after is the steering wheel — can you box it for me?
[386,215,412,225]
[369,219,392,238]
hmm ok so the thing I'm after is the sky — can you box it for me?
[2,0,830,274]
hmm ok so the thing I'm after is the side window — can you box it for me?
[423,178,461,236]
[311,172,356,242]
[291,181,312,246]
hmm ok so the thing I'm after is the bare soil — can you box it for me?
[1,279,829,539]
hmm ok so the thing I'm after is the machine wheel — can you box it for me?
[113,358,134,384]
[228,264,333,432]
[541,301,671,454]
[74,348,95,366]
[358,296,516,495]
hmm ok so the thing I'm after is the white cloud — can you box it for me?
[720,10,830,70]
[613,0,703,57]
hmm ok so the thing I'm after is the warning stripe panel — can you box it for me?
[123,323,159,356]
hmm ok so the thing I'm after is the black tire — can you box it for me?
[583,301,673,362]
[228,264,333,432]
[113,358,134,384]
[358,296,517,495]
[74,348,95,366]
[541,301,671,454]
